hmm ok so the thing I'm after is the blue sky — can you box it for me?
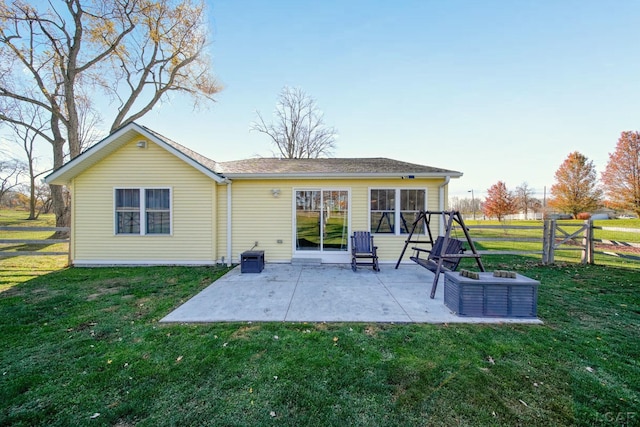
[139,0,640,200]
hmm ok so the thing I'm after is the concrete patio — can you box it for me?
[160,264,543,324]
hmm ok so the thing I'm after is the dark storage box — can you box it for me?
[241,250,264,273]
[444,271,538,318]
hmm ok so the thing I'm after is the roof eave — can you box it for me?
[221,172,463,180]
[45,122,227,185]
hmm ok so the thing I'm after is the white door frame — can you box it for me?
[292,188,351,263]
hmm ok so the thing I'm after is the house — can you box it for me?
[45,122,462,266]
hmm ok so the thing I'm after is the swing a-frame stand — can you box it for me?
[395,210,485,299]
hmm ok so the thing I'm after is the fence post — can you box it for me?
[589,220,595,264]
[581,219,594,265]
[548,219,556,264]
[542,220,550,265]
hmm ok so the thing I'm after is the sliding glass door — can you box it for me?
[295,190,349,255]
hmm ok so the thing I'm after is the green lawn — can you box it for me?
[1,212,639,426]
[459,219,640,265]
[0,210,68,292]
[463,218,640,243]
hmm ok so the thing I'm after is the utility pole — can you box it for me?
[468,189,476,220]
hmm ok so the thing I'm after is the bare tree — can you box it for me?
[0,0,137,226]
[105,0,220,131]
[5,102,51,219]
[251,86,337,158]
[449,196,461,211]
[515,182,535,219]
[0,0,220,226]
[449,196,479,219]
[0,158,26,206]
[35,181,53,215]
[76,93,104,153]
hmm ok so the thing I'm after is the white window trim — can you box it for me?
[114,187,173,236]
[368,187,428,235]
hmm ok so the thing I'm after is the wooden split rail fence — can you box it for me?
[0,227,70,259]
[1,222,639,266]
[461,220,640,265]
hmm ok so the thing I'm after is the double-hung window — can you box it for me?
[370,188,426,235]
[399,189,425,234]
[116,189,140,234]
[145,189,171,234]
[370,189,396,233]
[115,188,171,235]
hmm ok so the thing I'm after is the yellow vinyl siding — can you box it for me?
[72,138,216,264]
[227,177,446,263]
[228,181,294,262]
[70,135,450,265]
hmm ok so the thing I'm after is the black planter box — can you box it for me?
[241,250,264,273]
[444,271,539,318]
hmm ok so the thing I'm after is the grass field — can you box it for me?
[0,210,68,292]
[457,219,640,266]
[1,211,639,426]
[463,218,640,244]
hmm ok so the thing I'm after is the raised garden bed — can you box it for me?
[444,271,539,318]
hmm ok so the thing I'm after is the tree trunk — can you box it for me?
[28,171,36,220]
[51,185,70,225]
[50,120,70,235]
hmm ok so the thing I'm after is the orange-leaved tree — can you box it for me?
[549,151,601,218]
[601,131,640,217]
[482,181,517,221]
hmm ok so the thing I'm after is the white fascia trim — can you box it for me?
[45,124,136,183]
[45,122,228,184]
[223,172,463,180]
[131,125,227,183]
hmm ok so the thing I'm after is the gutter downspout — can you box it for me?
[226,180,232,267]
[438,176,451,235]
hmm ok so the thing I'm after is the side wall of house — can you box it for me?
[71,138,217,265]
[226,177,447,263]
[216,182,228,263]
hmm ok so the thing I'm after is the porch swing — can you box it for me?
[394,210,485,299]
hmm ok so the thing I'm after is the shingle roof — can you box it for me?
[46,122,461,184]
[136,128,462,177]
[141,125,220,173]
[215,157,461,177]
